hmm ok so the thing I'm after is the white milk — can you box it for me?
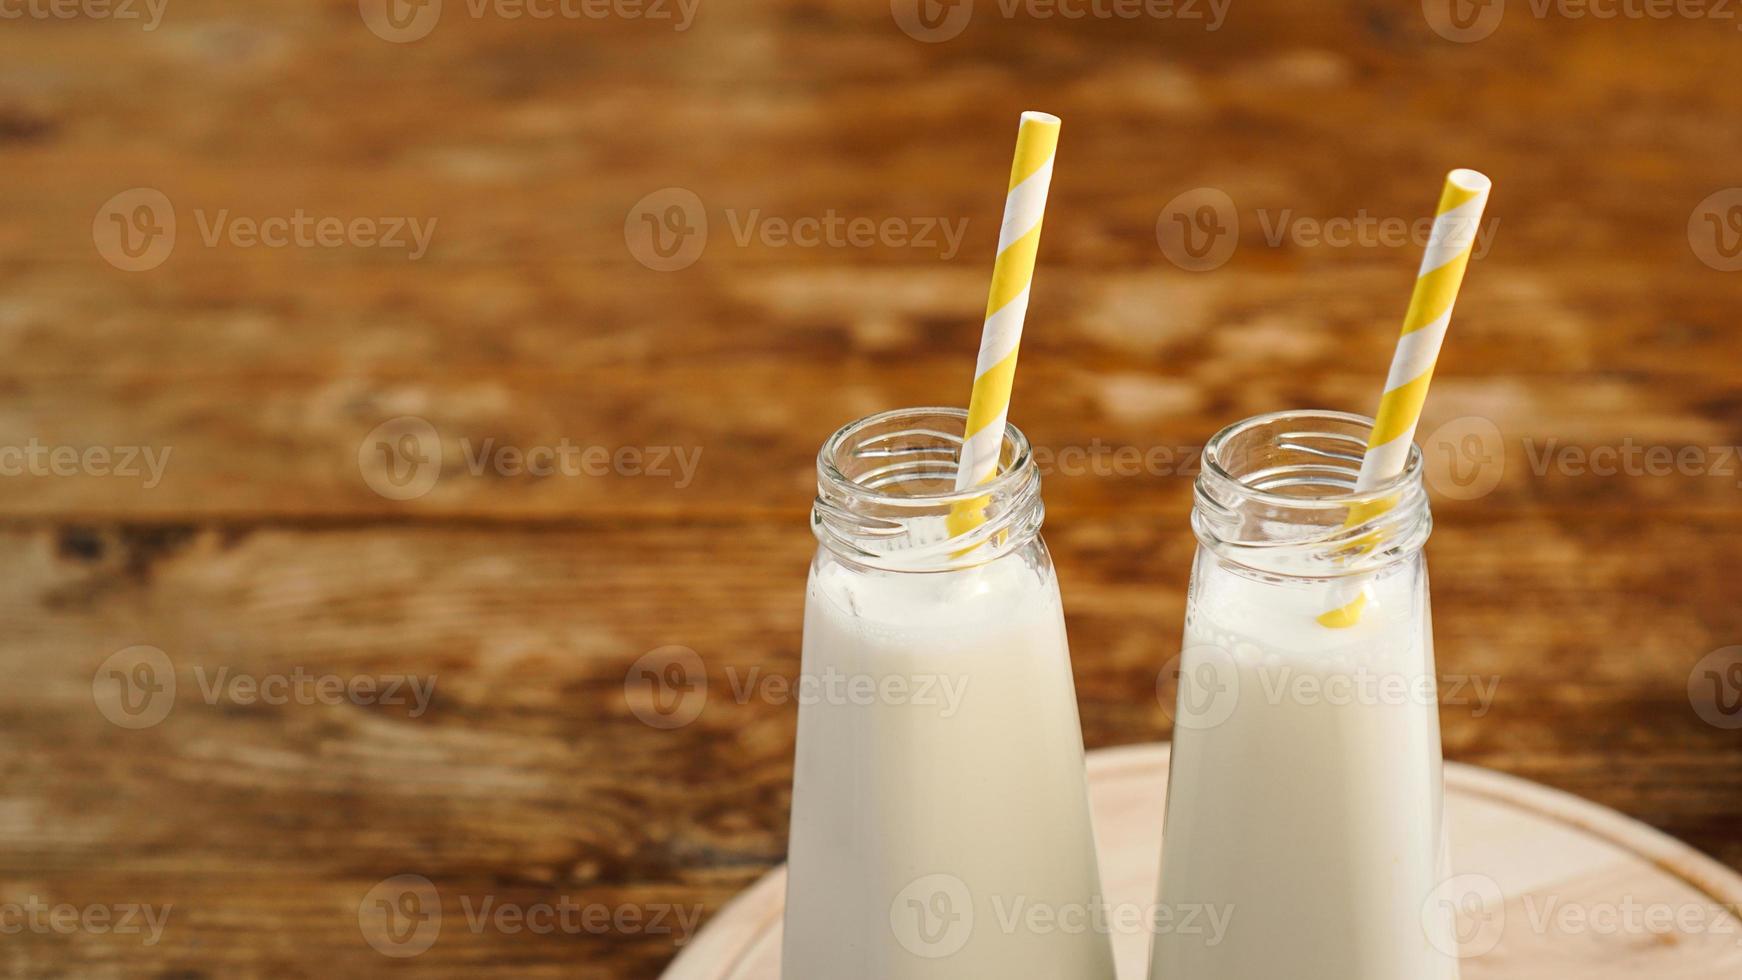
[783,553,1116,979]
[1149,557,1458,980]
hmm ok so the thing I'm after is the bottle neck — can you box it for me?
[1192,410,1432,579]
[811,407,1045,574]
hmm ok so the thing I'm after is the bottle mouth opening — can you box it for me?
[812,407,1045,572]
[817,406,1036,507]
[1193,410,1431,575]
[1200,409,1424,508]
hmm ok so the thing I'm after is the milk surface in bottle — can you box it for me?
[1149,410,1460,980]
[782,407,1115,980]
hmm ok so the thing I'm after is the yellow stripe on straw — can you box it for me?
[947,111,1061,541]
[1319,169,1492,628]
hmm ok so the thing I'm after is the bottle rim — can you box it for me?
[812,406,1045,572]
[1199,409,1425,509]
[816,405,1036,507]
[1193,409,1432,576]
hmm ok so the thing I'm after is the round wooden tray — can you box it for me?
[664,743,1742,979]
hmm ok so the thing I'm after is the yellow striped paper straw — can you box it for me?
[947,111,1061,539]
[1318,168,1492,628]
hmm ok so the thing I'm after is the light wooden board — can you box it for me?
[664,743,1742,980]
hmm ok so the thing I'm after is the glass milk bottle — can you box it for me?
[1149,410,1459,980]
[783,407,1115,980]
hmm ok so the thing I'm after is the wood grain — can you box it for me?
[1,0,1740,976]
[1,515,1739,975]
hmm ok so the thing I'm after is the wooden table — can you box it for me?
[2,1,1740,976]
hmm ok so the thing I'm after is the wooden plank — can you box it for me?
[0,363,1739,518]
[0,261,1733,380]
